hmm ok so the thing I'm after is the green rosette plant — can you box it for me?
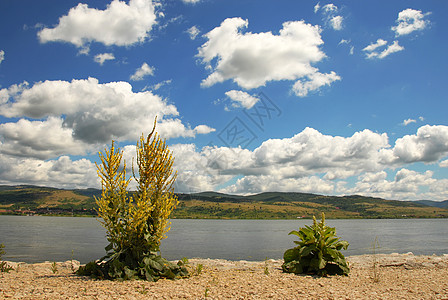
[282,213,350,276]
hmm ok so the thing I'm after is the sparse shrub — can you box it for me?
[195,263,203,275]
[50,261,58,274]
[371,236,380,282]
[264,257,269,275]
[0,243,14,273]
[77,119,188,281]
[282,212,350,276]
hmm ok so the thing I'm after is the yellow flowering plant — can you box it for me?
[77,119,188,281]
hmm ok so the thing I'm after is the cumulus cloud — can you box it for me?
[94,53,115,65]
[392,8,431,37]
[197,17,339,96]
[130,62,154,81]
[381,125,448,164]
[187,25,200,40]
[0,155,98,189]
[341,168,440,201]
[168,125,448,199]
[193,125,216,135]
[38,0,157,47]
[363,40,404,59]
[222,175,335,195]
[292,71,341,97]
[0,117,91,159]
[0,78,214,158]
[0,50,4,64]
[225,90,260,109]
[440,159,448,168]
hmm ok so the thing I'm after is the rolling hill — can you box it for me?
[1,185,447,219]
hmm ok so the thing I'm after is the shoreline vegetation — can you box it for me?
[1,185,448,219]
[1,253,447,299]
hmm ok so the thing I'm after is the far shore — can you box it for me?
[2,212,448,220]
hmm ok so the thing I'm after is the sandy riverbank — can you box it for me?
[1,253,448,299]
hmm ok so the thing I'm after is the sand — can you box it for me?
[1,253,448,299]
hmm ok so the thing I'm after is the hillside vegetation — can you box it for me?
[1,185,447,219]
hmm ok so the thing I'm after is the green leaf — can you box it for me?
[283,248,299,263]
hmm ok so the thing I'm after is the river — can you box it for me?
[0,216,447,263]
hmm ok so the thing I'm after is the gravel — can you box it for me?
[1,253,447,299]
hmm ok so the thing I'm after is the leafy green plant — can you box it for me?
[77,119,188,281]
[282,213,350,276]
[0,243,14,273]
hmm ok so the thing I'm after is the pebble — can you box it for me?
[0,255,447,299]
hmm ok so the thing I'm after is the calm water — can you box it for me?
[0,215,447,263]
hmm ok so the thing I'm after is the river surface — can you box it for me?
[0,216,447,263]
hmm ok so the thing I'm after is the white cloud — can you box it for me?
[130,62,154,81]
[314,2,320,14]
[392,8,430,37]
[312,3,344,32]
[38,0,157,47]
[419,116,425,122]
[292,71,341,97]
[364,40,404,59]
[193,125,216,135]
[221,175,335,195]
[225,90,260,109]
[0,78,214,159]
[322,4,338,13]
[0,50,4,64]
[381,125,448,164]
[346,168,443,201]
[338,40,353,55]
[0,117,91,159]
[181,0,201,3]
[94,53,115,65]
[187,25,200,40]
[363,39,387,52]
[150,79,172,91]
[197,17,339,97]
[440,159,448,168]
[330,15,343,30]
[0,155,99,189]
[168,125,448,199]
[377,41,404,59]
[402,118,416,126]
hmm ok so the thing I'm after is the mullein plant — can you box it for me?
[77,119,189,281]
[282,213,350,276]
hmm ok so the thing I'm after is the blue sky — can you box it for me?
[1,0,448,201]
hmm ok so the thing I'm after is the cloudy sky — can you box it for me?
[1,0,447,201]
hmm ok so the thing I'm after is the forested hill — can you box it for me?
[1,185,447,219]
